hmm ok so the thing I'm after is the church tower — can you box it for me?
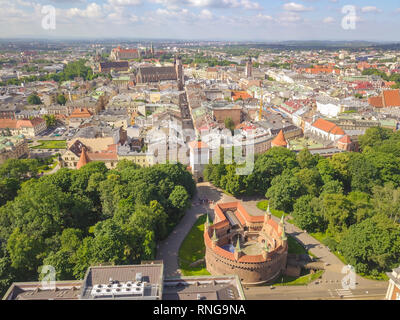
[245,57,253,78]
[175,55,184,90]
[150,42,154,57]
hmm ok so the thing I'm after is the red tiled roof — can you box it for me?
[271,130,287,147]
[312,118,345,135]
[338,135,351,144]
[0,118,45,129]
[0,119,18,129]
[87,152,118,161]
[368,96,384,108]
[232,91,252,101]
[383,90,400,107]
[69,108,92,119]
[77,147,89,169]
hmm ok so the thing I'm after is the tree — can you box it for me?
[168,185,190,213]
[371,183,400,223]
[266,170,305,212]
[320,180,344,195]
[27,93,42,105]
[43,114,56,128]
[247,147,298,194]
[297,148,319,169]
[6,228,43,272]
[220,164,247,197]
[87,220,130,266]
[359,127,393,150]
[292,195,324,232]
[348,153,379,194]
[339,214,400,276]
[56,94,67,106]
[224,117,235,134]
[320,194,355,237]
[295,168,323,197]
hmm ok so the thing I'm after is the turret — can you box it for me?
[278,214,284,234]
[204,214,210,232]
[266,203,272,220]
[262,240,270,260]
[211,228,218,249]
[281,225,287,248]
[234,238,242,261]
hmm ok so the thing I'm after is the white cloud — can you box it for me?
[199,9,213,19]
[361,6,382,13]
[66,3,104,19]
[108,0,142,6]
[151,0,261,10]
[283,2,312,12]
[323,17,335,24]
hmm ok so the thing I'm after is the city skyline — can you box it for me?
[1,0,400,41]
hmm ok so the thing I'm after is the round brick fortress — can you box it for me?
[204,202,288,286]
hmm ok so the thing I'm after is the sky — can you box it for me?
[1,0,400,41]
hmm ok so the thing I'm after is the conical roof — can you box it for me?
[281,226,287,241]
[271,129,287,147]
[77,147,90,169]
[338,135,351,144]
[235,238,241,252]
[267,203,271,216]
[211,228,218,241]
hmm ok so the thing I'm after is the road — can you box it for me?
[156,182,388,299]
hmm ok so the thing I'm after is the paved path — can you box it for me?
[156,183,216,277]
[157,182,388,298]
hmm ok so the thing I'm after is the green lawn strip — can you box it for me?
[273,270,324,286]
[256,200,286,218]
[31,140,67,149]
[178,214,211,276]
[287,235,307,255]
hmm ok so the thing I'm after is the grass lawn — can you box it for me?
[288,235,307,255]
[31,140,67,149]
[178,214,211,276]
[273,270,324,286]
[257,200,286,218]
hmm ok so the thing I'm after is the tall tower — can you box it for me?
[150,42,154,57]
[245,57,253,78]
[175,55,184,91]
[188,135,209,182]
